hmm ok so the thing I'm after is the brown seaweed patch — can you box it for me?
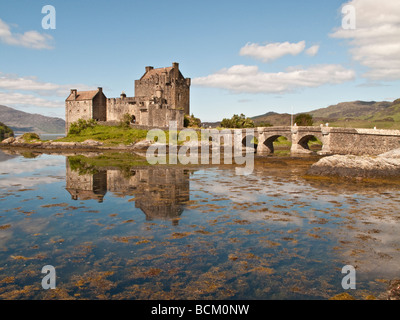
[141,268,162,277]
[250,266,275,274]
[170,232,192,239]
[113,236,140,243]
[0,276,15,284]
[40,203,69,208]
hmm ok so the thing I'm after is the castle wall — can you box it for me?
[65,100,93,134]
[106,98,139,122]
[92,92,107,122]
[172,78,191,115]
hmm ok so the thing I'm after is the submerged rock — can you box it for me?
[387,279,400,300]
[307,148,400,178]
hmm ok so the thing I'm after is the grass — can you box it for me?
[57,125,148,146]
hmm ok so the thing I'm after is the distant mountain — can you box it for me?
[251,112,292,126]
[0,105,65,134]
[251,98,400,129]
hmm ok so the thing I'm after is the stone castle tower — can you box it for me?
[65,62,190,134]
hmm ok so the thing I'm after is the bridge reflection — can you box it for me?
[65,158,190,224]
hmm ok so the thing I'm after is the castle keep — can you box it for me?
[65,62,191,134]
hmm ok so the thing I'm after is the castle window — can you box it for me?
[178,94,182,102]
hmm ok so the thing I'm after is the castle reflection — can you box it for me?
[65,158,190,224]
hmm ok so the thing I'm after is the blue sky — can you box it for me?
[0,0,399,122]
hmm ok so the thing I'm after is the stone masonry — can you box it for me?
[65,62,190,134]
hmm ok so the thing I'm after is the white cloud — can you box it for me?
[305,45,320,56]
[0,91,64,109]
[0,72,95,110]
[0,72,91,97]
[0,18,53,50]
[330,0,400,80]
[239,41,306,62]
[193,64,355,94]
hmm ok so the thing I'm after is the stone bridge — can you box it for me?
[232,126,400,156]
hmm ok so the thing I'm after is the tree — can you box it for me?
[184,114,201,128]
[294,113,313,126]
[220,114,255,128]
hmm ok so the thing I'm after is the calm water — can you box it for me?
[1,149,400,300]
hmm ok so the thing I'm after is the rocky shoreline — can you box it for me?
[0,136,152,152]
[307,148,400,178]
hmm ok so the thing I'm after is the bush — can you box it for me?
[68,119,97,135]
[294,114,313,126]
[220,114,255,128]
[0,122,14,141]
[184,114,201,128]
[21,133,40,141]
[120,113,133,128]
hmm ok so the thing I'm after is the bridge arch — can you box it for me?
[257,132,292,154]
[292,132,324,154]
[241,133,257,149]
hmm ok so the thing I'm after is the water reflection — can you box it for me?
[65,158,190,224]
[1,150,400,300]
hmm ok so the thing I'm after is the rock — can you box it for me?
[1,137,15,144]
[133,140,152,149]
[387,279,400,300]
[81,139,103,146]
[378,148,400,159]
[307,150,400,178]
[49,141,78,147]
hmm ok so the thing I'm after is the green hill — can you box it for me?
[251,98,400,129]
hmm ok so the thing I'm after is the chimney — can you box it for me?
[70,89,77,99]
[172,62,179,70]
[97,87,103,93]
[145,66,154,73]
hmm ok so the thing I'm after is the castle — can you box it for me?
[65,62,191,134]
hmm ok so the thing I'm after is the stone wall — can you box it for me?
[172,78,191,115]
[65,100,93,134]
[328,128,400,155]
[92,92,107,122]
[106,97,138,122]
